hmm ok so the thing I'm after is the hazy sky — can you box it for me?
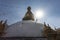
[0,0,60,29]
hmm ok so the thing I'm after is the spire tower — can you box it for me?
[22,6,34,21]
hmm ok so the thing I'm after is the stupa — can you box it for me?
[1,6,56,40]
[3,6,44,37]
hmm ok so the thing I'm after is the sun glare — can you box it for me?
[35,10,44,19]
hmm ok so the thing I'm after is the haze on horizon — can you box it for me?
[0,0,60,29]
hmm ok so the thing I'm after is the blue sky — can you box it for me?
[0,0,60,29]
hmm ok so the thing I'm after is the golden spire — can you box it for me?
[22,6,34,21]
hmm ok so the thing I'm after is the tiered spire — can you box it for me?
[22,6,34,21]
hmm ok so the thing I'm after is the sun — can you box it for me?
[35,10,44,19]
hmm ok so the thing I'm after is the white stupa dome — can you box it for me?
[3,20,44,37]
